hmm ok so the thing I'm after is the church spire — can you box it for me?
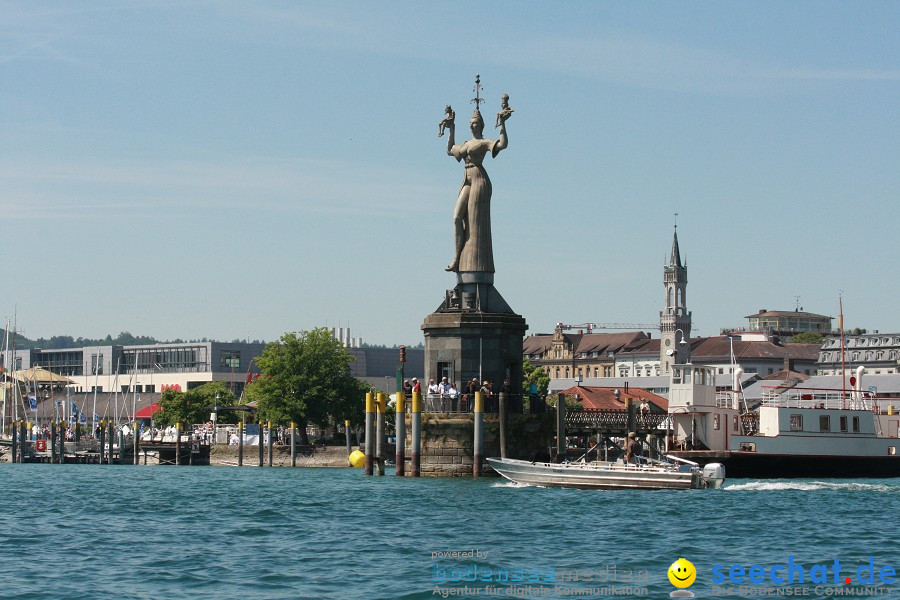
[670,226,683,269]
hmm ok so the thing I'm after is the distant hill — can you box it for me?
[0,329,410,350]
[0,330,267,350]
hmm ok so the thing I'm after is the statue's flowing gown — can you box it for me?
[450,137,498,273]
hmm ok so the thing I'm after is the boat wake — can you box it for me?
[490,480,532,489]
[726,481,898,492]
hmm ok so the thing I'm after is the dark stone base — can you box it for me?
[422,303,528,394]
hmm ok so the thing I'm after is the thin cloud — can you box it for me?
[0,157,444,220]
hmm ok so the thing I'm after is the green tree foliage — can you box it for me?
[154,382,237,427]
[522,358,550,397]
[245,328,366,444]
[789,332,825,345]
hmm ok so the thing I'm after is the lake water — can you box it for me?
[1,464,898,599]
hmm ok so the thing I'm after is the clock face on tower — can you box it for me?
[665,339,671,347]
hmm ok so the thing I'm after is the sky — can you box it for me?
[2,1,899,346]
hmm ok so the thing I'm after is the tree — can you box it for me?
[154,382,237,428]
[789,332,824,345]
[247,328,365,444]
[522,358,550,398]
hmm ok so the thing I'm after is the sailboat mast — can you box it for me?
[2,318,8,436]
[132,351,139,423]
[92,350,101,434]
[839,295,846,409]
[11,314,18,424]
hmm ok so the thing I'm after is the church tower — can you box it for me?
[659,226,692,374]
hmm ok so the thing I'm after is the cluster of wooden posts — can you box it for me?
[7,419,137,465]
[228,420,354,468]
[363,390,499,477]
[6,419,356,468]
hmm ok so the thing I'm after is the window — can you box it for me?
[819,415,830,432]
[852,416,860,432]
[145,385,155,393]
[437,362,453,383]
[733,415,739,432]
[790,414,803,431]
[713,414,720,430]
[840,416,848,432]
[718,368,724,374]
[221,351,241,370]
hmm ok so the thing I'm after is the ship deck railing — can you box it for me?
[758,386,891,411]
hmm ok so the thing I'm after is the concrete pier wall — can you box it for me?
[411,413,555,477]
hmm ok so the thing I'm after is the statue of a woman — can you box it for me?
[443,96,511,273]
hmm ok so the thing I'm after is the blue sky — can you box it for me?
[2,1,899,346]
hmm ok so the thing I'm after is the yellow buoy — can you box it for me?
[349,450,366,468]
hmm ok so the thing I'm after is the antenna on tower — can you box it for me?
[794,296,801,311]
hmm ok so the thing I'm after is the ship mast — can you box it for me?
[839,294,846,409]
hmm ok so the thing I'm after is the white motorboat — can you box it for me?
[486,455,725,490]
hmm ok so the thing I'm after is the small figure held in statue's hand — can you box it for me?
[438,105,455,137]
[495,93,513,128]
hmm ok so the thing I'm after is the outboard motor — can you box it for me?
[701,463,726,489]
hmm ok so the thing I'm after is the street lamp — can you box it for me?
[666,329,689,365]
[211,392,219,445]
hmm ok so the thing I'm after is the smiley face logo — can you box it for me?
[668,558,696,588]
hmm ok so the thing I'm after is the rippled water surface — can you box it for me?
[1,464,898,599]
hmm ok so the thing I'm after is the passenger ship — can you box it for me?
[665,364,900,478]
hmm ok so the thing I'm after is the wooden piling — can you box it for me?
[344,419,352,467]
[60,422,66,465]
[498,392,508,459]
[473,391,484,477]
[106,421,116,465]
[375,392,386,476]
[395,392,406,476]
[118,429,124,465]
[291,422,297,468]
[50,420,57,463]
[411,391,421,477]
[364,392,374,476]
[267,421,274,467]
[175,422,182,466]
[238,421,244,466]
[21,421,28,463]
[258,421,264,467]
[99,421,106,465]
[133,422,139,465]
[11,420,18,464]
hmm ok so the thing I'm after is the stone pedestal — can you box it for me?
[422,274,527,394]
